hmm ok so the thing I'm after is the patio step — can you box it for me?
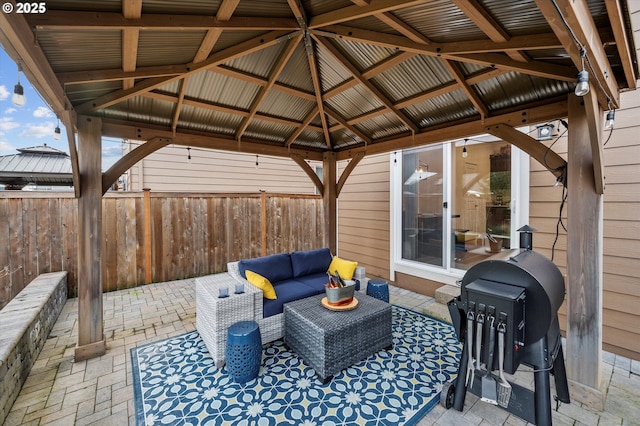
[422,285,460,324]
[435,284,460,304]
[422,301,453,323]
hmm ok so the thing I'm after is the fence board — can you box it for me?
[103,198,117,293]
[135,197,145,285]
[36,198,51,274]
[0,199,10,308]
[0,192,323,310]
[8,199,24,300]
[49,198,63,272]
[22,199,38,282]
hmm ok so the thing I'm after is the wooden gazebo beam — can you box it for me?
[0,9,80,195]
[536,0,620,108]
[102,137,172,195]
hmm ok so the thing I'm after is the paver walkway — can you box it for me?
[4,278,640,425]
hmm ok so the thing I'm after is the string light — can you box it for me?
[574,48,589,96]
[604,98,615,130]
[12,64,26,107]
[53,117,61,140]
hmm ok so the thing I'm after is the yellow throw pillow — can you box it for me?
[245,270,277,299]
[328,256,358,280]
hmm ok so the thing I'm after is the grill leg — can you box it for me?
[530,337,552,426]
[452,340,469,411]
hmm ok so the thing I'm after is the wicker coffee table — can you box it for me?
[284,293,392,383]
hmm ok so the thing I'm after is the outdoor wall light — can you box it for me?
[574,48,589,97]
[536,124,554,141]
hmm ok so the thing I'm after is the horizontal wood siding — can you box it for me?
[337,153,391,280]
[127,145,319,194]
[530,90,640,360]
[0,192,323,309]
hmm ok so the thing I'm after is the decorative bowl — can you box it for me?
[324,281,356,306]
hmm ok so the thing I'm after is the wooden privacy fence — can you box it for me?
[0,191,324,310]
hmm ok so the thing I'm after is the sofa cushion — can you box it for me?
[290,248,332,278]
[245,270,277,300]
[238,253,293,283]
[263,279,320,317]
[328,256,358,280]
[297,272,330,293]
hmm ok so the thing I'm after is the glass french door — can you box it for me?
[399,140,516,272]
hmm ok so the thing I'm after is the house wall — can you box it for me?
[125,144,319,194]
[337,153,391,281]
[530,90,640,360]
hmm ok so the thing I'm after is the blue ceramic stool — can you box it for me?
[366,279,390,302]
[226,321,262,383]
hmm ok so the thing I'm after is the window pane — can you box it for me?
[402,145,444,267]
[452,141,511,270]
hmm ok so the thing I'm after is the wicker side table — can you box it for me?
[284,293,392,383]
[196,273,261,367]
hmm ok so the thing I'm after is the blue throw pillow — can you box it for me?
[238,253,293,283]
[290,248,332,278]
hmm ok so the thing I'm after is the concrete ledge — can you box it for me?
[0,271,67,425]
[434,284,460,305]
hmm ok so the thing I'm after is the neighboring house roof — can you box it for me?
[0,145,73,186]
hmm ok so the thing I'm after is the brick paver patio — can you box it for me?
[3,278,639,425]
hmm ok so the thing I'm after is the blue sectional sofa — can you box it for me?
[227,248,359,343]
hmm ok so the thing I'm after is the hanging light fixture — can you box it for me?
[255,154,259,168]
[12,64,26,107]
[53,118,61,140]
[604,98,615,130]
[462,139,468,158]
[574,48,589,97]
[187,147,191,163]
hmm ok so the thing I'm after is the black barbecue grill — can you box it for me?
[442,226,570,426]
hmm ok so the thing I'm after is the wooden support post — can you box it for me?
[323,152,337,253]
[261,191,267,257]
[143,188,152,284]
[75,116,106,361]
[566,94,605,409]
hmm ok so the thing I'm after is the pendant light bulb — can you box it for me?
[12,64,26,106]
[53,125,61,140]
[575,70,589,96]
[462,139,468,158]
[604,109,615,130]
[12,82,26,106]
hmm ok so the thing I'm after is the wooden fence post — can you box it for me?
[143,188,152,284]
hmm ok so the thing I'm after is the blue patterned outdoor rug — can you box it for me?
[131,306,462,425]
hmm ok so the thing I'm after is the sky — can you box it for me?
[0,47,123,170]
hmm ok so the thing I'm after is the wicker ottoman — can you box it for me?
[284,293,392,383]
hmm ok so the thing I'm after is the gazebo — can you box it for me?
[1,0,637,410]
[0,144,73,190]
